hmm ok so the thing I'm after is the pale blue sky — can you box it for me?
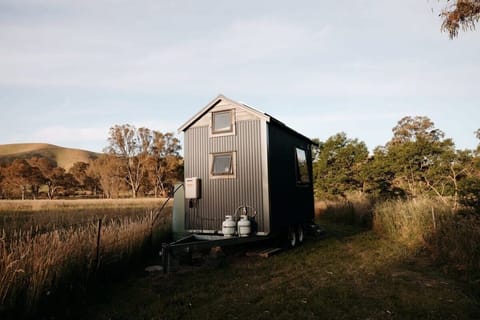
[1,0,479,152]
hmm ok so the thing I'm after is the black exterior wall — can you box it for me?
[267,122,315,232]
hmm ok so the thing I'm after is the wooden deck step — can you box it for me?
[246,247,282,258]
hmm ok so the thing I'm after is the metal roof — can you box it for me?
[178,94,316,145]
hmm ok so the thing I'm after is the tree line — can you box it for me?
[314,116,480,212]
[0,124,183,200]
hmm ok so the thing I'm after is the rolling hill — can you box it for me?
[0,143,100,170]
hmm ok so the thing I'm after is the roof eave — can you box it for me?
[178,94,270,132]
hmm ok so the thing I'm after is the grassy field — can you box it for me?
[0,198,172,318]
[0,198,167,233]
[61,221,480,320]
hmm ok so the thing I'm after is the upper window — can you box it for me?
[210,152,236,178]
[295,148,310,184]
[211,110,234,135]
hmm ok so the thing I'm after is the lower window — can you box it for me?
[210,152,236,178]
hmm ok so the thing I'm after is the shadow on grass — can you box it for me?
[66,219,480,320]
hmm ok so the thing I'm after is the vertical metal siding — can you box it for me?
[184,120,265,233]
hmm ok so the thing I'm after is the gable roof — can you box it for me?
[178,94,269,132]
[178,94,316,145]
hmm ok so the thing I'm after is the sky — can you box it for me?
[1,0,479,153]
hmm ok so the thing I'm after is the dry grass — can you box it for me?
[0,198,167,234]
[0,199,172,317]
[78,221,480,320]
[373,197,480,275]
[317,194,480,277]
[316,192,373,228]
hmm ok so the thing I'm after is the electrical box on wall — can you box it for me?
[185,177,201,199]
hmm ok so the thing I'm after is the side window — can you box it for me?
[210,152,236,178]
[211,110,235,135]
[295,147,310,184]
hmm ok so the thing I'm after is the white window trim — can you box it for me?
[210,109,236,137]
[209,151,237,179]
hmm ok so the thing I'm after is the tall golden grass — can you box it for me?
[0,199,172,316]
[317,194,480,275]
[373,197,480,273]
[315,192,373,228]
[0,198,167,235]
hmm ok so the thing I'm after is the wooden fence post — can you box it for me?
[95,218,102,270]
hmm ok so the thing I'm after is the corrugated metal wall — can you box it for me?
[184,120,265,233]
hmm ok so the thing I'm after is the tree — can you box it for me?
[106,124,153,198]
[475,129,480,154]
[69,161,98,195]
[440,0,480,38]
[2,159,36,200]
[0,167,3,198]
[389,116,445,146]
[29,156,70,199]
[147,131,182,197]
[385,116,456,199]
[359,146,400,199]
[314,132,369,198]
[88,154,125,199]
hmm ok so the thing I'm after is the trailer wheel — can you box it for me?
[296,225,304,244]
[287,226,297,248]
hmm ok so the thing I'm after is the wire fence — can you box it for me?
[0,204,172,318]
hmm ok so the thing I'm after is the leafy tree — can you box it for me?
[0,167,3,198]
[2,159,36,200]
[69,161,89,186]
[106,124,153,198]
[359,146,400,199]
[311,138,322,162]
[29,156,70,199]
[440,0,480,38]
[314,132,369,198]
[389,116,445,146]
[385,116,456,199]
[458,176,480,213]
[147,131,182,197]
[475,128,480,154]
[69,161,98,195]
[456,130,480,212]
[88,154,125,199]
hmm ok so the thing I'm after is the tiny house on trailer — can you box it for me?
[173,94,317,246]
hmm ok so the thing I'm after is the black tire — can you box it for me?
[287,226,297,248]
[296,225,304,245]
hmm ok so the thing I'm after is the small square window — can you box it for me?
[210,152,236,178]
[296,148,310,184]
[212,110,234,134]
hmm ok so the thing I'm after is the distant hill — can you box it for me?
[0,143,101,170]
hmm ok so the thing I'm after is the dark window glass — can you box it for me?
[212,110,233,133]
[296,148,310,184]
[212,153,233,175]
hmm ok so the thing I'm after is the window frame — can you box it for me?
[295,147,311,185]
[209,151,237,179]
[210,109,236,137]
